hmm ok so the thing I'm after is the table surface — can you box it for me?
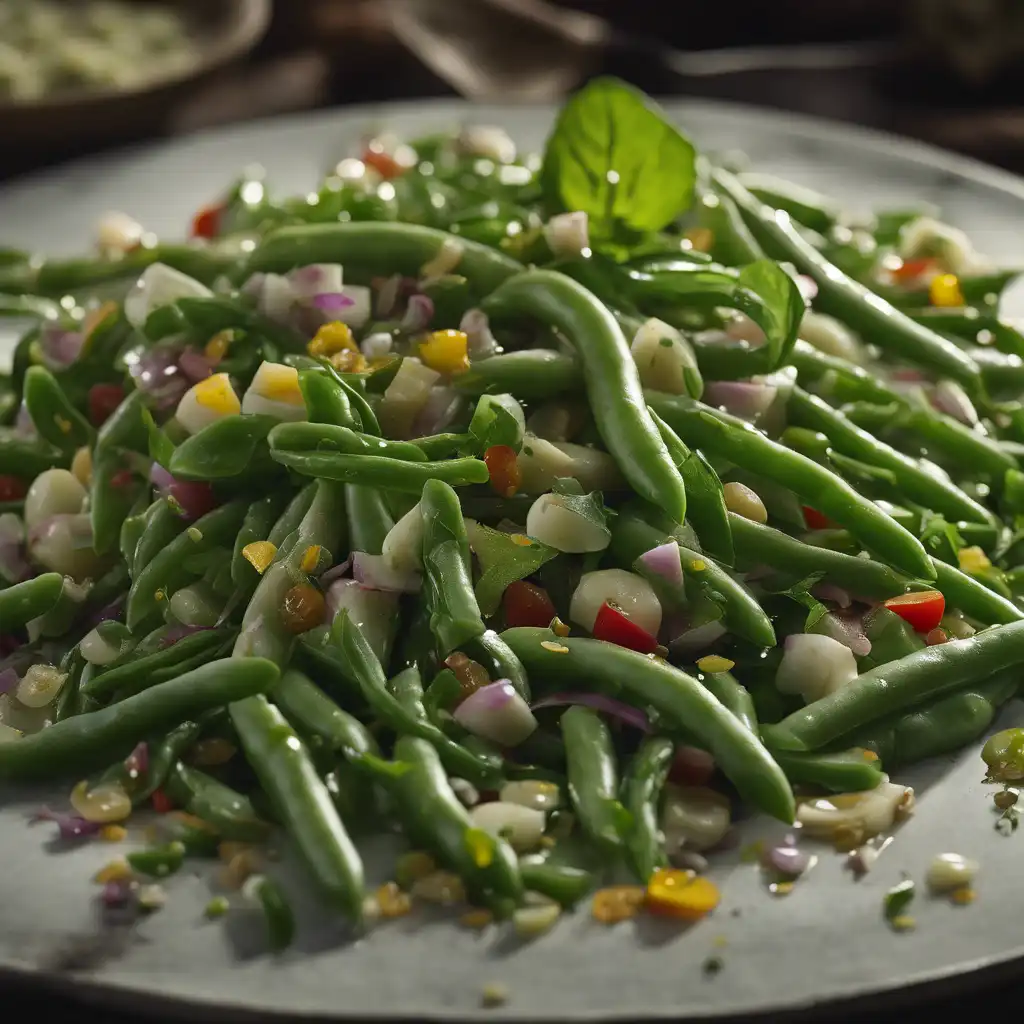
[4,31,1024,1023]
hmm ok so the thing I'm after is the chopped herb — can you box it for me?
[470,522,558,616]
[884,878,915,925]
[703,955,724,975]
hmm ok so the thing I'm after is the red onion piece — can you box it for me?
[401,294,434,332]
[125,741,149,779]
[460,308,499,358]
[168,480,216,522]
[0,667,18,695]
[704,381,777,420]
[412,386,461,436]
[818,612,871,658]
[811,582,851,608]
[930,380,979,427]
[765,843,811,877]
[87,596,126,628]
[455,680,537,746]
[40,322,84,368]
[311,292,356,313]
[531,692,650,733]
[288,263,343,299]
[637,541,683,588]
[32,808,104,841]
[102,879,134,907]
[178,347,214,383]
[351,551,421,593]
[319,557,352,588]
[150,462,175,490]
[14,402,35,437]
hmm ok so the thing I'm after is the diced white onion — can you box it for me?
[525,493,609,553]
[797,779,913,844]
[570,568,662,636]
[381,503,423,574]
[469,801,546,852]
[30,514,100,580]
[517,435,623,494]
[378,358,441,438]
[799,311,864,363]
[630,317,699,396]
[459,125,516,164]
[124,263,212,328]
[361,332,394,361]
[453,680,537,747]
[81,627,127,666]
[330,285,372,329]
[776,633,859,703]
[544,211,590,258]
[326,579,399,665]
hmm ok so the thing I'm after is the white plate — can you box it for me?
[2,98,1024,1021]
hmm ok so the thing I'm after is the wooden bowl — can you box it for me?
[0,0,272,151]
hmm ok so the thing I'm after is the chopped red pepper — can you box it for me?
[0,475,28,502]
[87,383,124,427]
[109,469,135,489]
[361,146,405,180]
[668,745,715,787]
[892,257,937,284]
[592,602,659,654]
[190,203,223,240]
[925,627,949,646]
[884,590,945,633]
[802,505,832,530]
[151,789,174,814]
[484,444,521,498]
[502,580,556,629]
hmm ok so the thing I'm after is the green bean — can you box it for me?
[131,719,203,804]
[0,572,63,630]
[390,735,523,916]
[164,761,271,841]
[503,628,794,823]
[736,171,842,234]
[299,368,359,428]
[772,749,885,793]
[344,484,395,556]
[270,448,489,492]
[0,429,67,478]
[268,421,427,462]
[0,657,276,781]
[715,168,981,388]
[230,694,364,923]
[127,500,247,631]
[646,391,934,579]
[271,668,378,758]
[764,620,1024,752]
[700,670,758,734]
[249,221,521,292]
[622,735,674,881]
[22,367,94,453]
[127,842,186,878]
[266,483,316,548]
[454,350,582,401]
[132,497,188,582]
[482,270,687,523]
[698,190,766,266]
[930,557,1023,625]
[461,629,530,703]
[518,861,595,906]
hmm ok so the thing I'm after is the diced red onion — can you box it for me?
[817,611,871,658]
[178,347,214,383]
[150,462,175,491]
[351,551,421,593]
[151,463,216,522]
[87,596,126,628]
[669,745,715,787]
[125,741,149,779]
[703,381,777,420]
[158,624,213,649]
[241,272,266,299]
[40,322,85,368]
[765,843,811,877]
[102,879,134,907]
[930,380,979,427]
[454,680,537,746]
[0,667,18,695]
[401,294,435,333]
[811,582,852,608]
[668,619,727,654]
[311,292,356,313]
[797,275,818,303]
[14,402,35,437]
[32,808,104,841]
[131,345,188,409]
[637,542,683,588]
[531,692,650,733]
[319,557,352,588]
[460,308,499,358]
[288,264,343,300]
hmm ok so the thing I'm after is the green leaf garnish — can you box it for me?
[470,522,559,616]
[468,393,525,453]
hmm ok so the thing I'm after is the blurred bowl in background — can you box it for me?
[0,0,271,154]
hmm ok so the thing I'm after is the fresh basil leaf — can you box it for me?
[141,407,177,469]
[765,571,828,631]
[920,512,963,565]
[470,522,559,616]
[883,879,915,923]
[541,77,696,240]
[468,393,525,453]
[549,478,612,544]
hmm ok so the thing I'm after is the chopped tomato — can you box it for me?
[87,383,124,427]
[592,601,659,654]
[151,789,174,814]
[884,590,945,633]
[502,580,556,629]
[892,257,937,284]
[362,146,405,180]
[802,505,832,530]
[190,203,223,240]
[925,627,949,646]
[484,444,521,497]
[668,745,715,787]
[0,475,27,502]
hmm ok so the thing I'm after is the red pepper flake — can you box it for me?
[190,203,223,240]
[592,602,659,654]
[802,505,832,530]
[884,590,945,633]
[87,383,125,427]
[110,469,135,489]
[0,475,28,502]
[151,789,174,814]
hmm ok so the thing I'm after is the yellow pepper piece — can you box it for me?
[376,881,413,918]
[419,329,470,375]
[204,330,232,363]
[459,908,494,930]
[684,227,714,253]
[929,272,965,308]
[241,541,277,575]
[510,534,534,547]
[958,545,992,575]
[309,321,357,358]
[329,348,367,373]
[645,868,720,921]
[93,858,133,884]
[193,373,241,416]
[100,824,128,842]
[697,655,735,674]
[300,544,323,573]
[592,885,646,924]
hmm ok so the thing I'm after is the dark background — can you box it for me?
[4,0,1024,1018]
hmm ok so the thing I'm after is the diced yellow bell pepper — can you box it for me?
[645,868,720,921]
[697,655,735,674]
[204,330,232,363]
[329,349,367,373]
[929,273,965,308]
[684,227,714,253]
[591,885,646,924]
[309,321,357,357]
[241,541,277,574]
[419,329,470,375]
[958,545,992,575]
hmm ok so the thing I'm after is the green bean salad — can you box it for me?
[1,77,1023,949]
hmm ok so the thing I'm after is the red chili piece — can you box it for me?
[87,383,124,427]
[0,475,28,502]
[592,602,659,654]
[884,590,946,633]
[502,580,556,629]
